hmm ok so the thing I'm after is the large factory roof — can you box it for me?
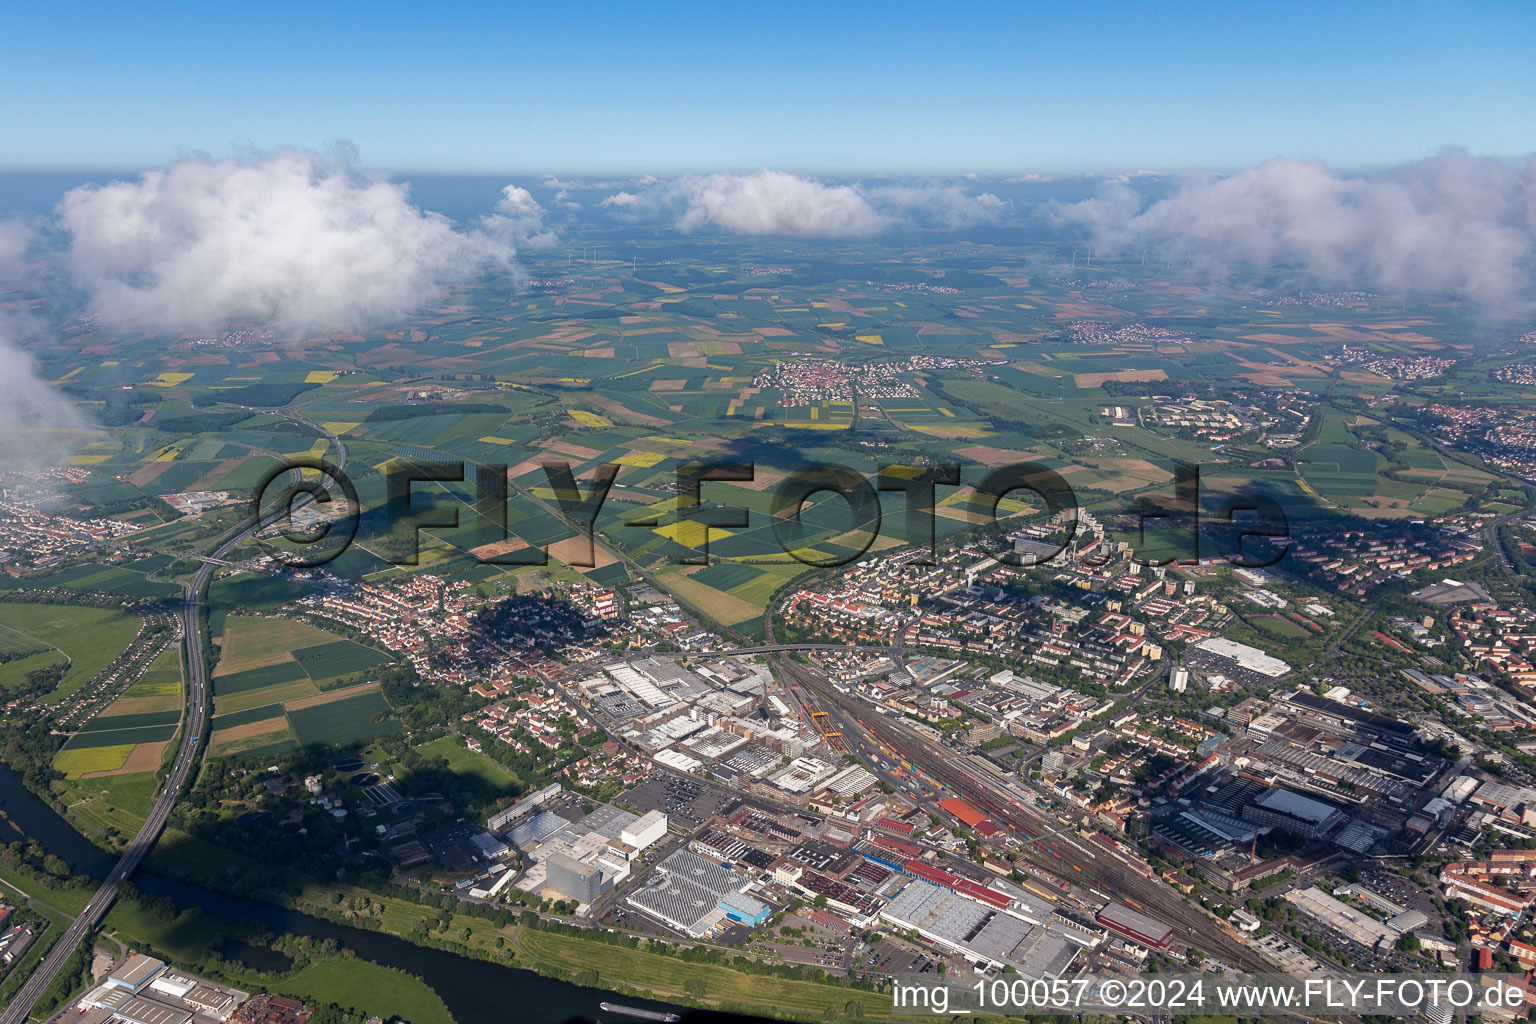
[1252,787,1345,827]
[1191,637,1291,678]
[1283,690,1417,739]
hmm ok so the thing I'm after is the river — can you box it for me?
[0,763,761,1024]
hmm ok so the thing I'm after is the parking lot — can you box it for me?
[856,937,940,979]
[622,773,732,831]
[1250,930,1326,973]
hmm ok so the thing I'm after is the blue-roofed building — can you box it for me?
[718,891,771,927]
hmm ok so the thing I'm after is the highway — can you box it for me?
[0,547,227,1023]
[2,446,346,1023]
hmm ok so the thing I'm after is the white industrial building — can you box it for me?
[78,954,241,1021]
[1191,637,1291,678]
[769,756,838,794]
[1285,886,1406,949]
[621,809,668,850]
[520,803,669,909]
[880,880,1077,976]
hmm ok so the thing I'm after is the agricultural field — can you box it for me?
[212,615,391,706]
[0,603,143,702]
[2,560,180,600]
[205,616,400,754]
[208,681,401,758]
[96,645,184,718]
[205,707,298,759]
[55,771,160,839]
[286,684,401,748]
[15,232,1525,645]
[122,646,184,699]
[53,669,179,780]
[217,615,346,673]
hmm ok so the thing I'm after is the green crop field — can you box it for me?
[211,705,289,730]
[58,772,160,820]
[217,614,342,670]
[0,603,142,702]
[53,743,135,778]
[62,722,179,748]
[125,647,183,697]
[78,709,181,732]
[212,661,309,694]
[292,639,393,683]
[288,689,402,748]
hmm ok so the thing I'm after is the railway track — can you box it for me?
[787,664,1270,972]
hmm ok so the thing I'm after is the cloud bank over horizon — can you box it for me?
[57,151,532,332]
[596,170,1012,236]
[1048,149,1536,307]
[5,151,551,470]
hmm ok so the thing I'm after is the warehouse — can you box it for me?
[1096,902,1173,948]
[508,809,570,849]
[1191,637,1291,679]
[1279,690,1418,743]
[1284,886,1398,948]
[880,879,1076,975]
[939,798,989,828]
[546,851,611,904]
[104,953,166,993]
[819,764,878,800]
[769,756,838,794]
[620,809,669,851]
[626,848,751,936]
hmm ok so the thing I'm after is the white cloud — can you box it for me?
[602,171,1013,236]
[58,151,523,331]
[0,220,36,279]
[487,183,558,247]
[874,185,1011,228]
[495,183,543,218]
[0,222,83,475]
[0,327,87,476]
[674,170,892,236]
[1050,149,1536,307]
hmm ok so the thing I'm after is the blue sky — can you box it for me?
[3,0,1532,174]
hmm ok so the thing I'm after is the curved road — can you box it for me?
[3,443,346,1023]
